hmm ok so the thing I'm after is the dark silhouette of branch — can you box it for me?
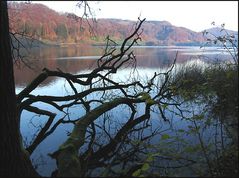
[15,17,183,177]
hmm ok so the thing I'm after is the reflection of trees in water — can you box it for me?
[14,46,200,87]
[14,46,231,89]
[22,76,236,177]
[15,44,237,177]
[14,45,105,87]
[14,59,97,87]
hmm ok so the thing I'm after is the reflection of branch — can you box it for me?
[50,97,145,176]
[24,105,56,154]
[83,104,151,169]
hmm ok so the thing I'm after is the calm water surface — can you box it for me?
[14,45,231,87]
[15,46,232,176]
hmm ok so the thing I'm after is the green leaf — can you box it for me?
[184,146,195,153]
[141,163,150,171]
[193,144,202,151]
[132,169,141,177]
[193,114,204,120]
[161,134,170,140]
[132,140,141,145]
[185,145,201,153]
[178,129,185,133]
[146,155,154,162]
[205,118,212,126]
[162,104,168,109]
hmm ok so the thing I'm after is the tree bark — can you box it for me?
[0,1,39,177]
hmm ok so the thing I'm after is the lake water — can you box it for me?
[15,45,232,176]
[14,45,231,88]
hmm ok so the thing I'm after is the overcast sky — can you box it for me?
[32,1,238,32]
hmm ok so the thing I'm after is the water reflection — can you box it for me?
[15,46,233,177]
[14,45,230,88]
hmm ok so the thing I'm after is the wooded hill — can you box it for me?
[7,2,237,46]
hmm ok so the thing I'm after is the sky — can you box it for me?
[32,1,238,32]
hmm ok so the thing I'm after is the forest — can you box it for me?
[8,2,211,46]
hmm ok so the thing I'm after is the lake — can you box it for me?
[14,45,231,88]
[15,45,233,176]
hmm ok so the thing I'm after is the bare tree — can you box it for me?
[14,16,182,177]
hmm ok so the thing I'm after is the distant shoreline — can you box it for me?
[12,35,234,49]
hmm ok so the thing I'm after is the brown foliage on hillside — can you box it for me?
[8,2,205,45]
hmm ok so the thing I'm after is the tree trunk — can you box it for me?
[0,1,39,177]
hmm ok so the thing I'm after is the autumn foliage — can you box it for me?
[8,2,205,45]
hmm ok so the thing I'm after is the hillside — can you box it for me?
[203,27,238,40]
[7,2,237,46]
